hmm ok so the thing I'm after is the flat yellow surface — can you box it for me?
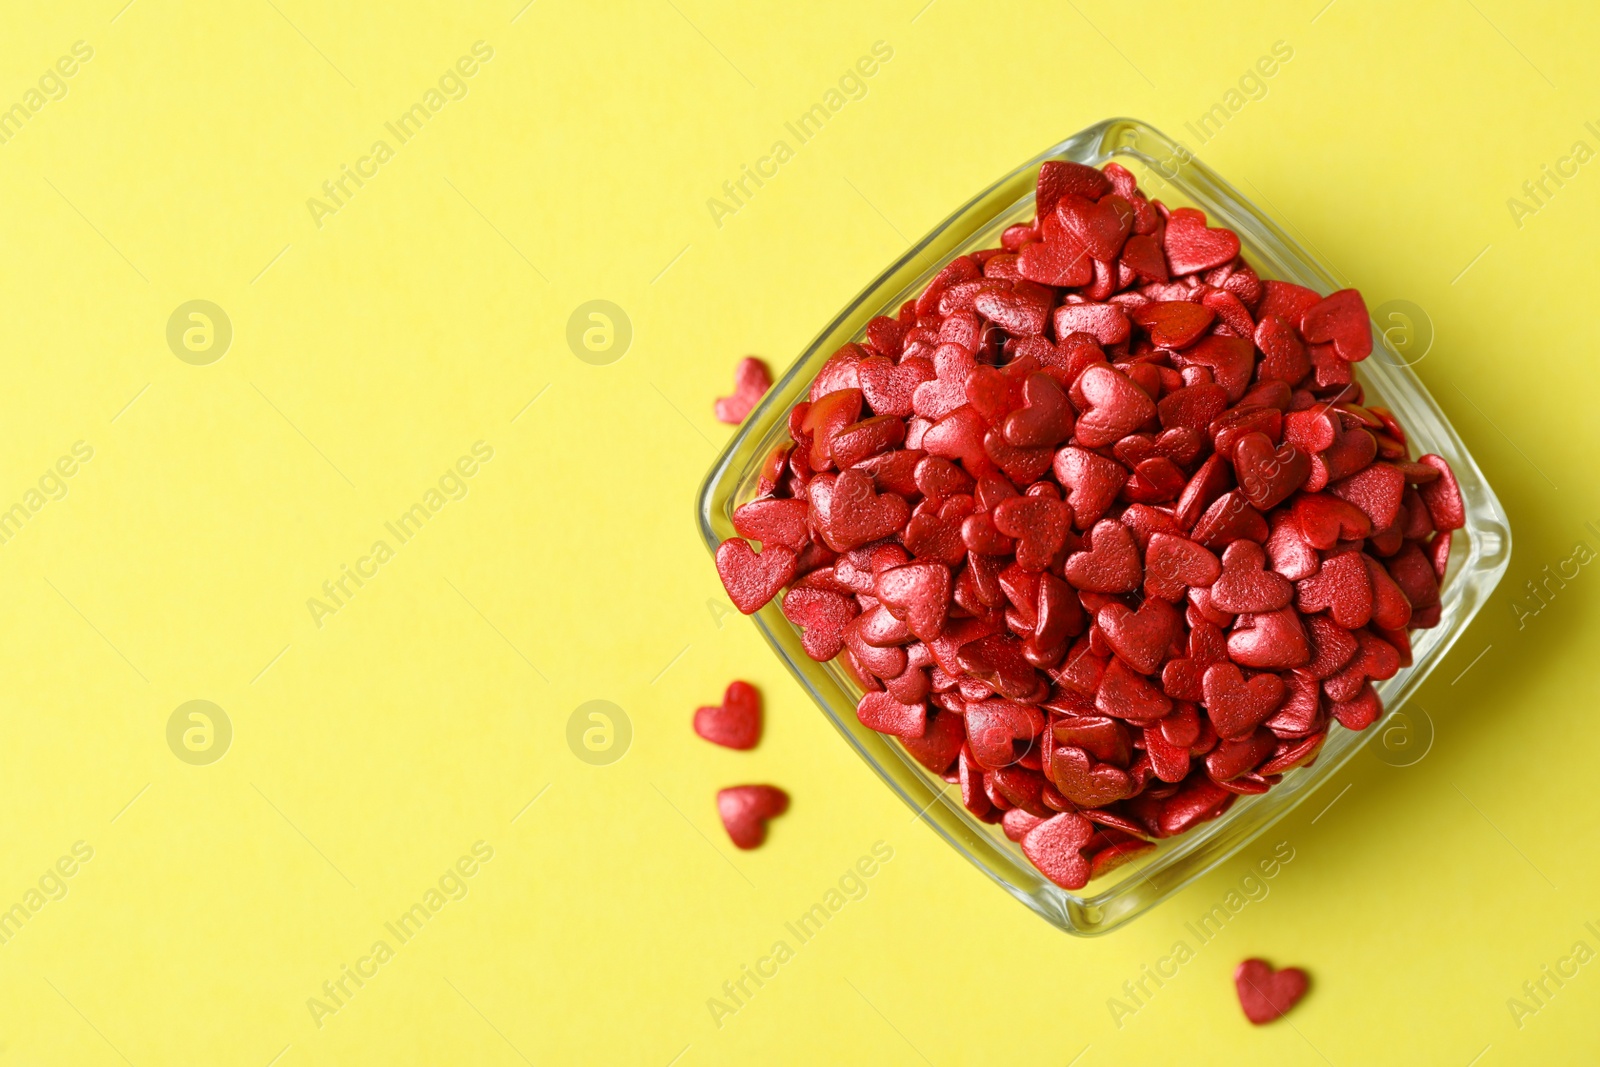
[0,1,1595,1063]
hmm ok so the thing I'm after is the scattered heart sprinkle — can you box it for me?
[717,785,789,850]
[694,681,762,750]
[1234,958,1309,1024]
[715,357,773,424]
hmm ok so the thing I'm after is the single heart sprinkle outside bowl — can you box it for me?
[694,680,763,750]
[713,159,1464,890]
[1234,958,1310,1024]
[715,357,774,425]
[717,785,790,850]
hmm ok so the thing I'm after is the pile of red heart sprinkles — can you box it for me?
[713,159,1465,890]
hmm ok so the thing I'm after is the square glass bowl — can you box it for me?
[696,117,1511,935]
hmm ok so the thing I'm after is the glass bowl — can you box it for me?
[695,117,1511,935]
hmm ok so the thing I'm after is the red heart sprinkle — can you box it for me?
[1257,280,1321,323]
[858,354,934,417]
[824,468,910,551]
[845,619,906,678]
[1319,422,1379,485]
[1226,607,1311,670]
[1265,511,1321,581]
[732,497,810,551]
[983,427,1054,485]
[1365,553,1414,631]
[993,495,1071,572]
[1075,366,1156,448]
[922,407,991,473]
[1159,777,1234,836]
[1233,432,1310,511]
[1181,335,1256,401]
[913,455,975,500]
[911,343,978,420]
[1191,489,1268,548]
[1017,237,1093,287]
[1253,313,1311,384]
[1234,958,1309,1024]
[1052,302,1132,347]
[1065,519,1142,593]
[1053,446,1127,530]
[694,680,762,749]
[1034,160,1110,216]
[1204,727,1277,780]
[801,388,863,470]
[1303,615,1359,680]
[855,691,928,739]
[716,537,797,614]
[1173,454,1232,530]
[1057,193,1135,262]
[717,785,790,850]
[1050,745,1132,807]
[974,288,1049,335]
[1097,596,1182,674]
[1002,806,1047,841]
[1158,382,1229,432]
[1295,551,1374,629]
[1260,681,1324,739]
[1145,729,1192,782]
[1052,714,1132,765]
[780,587,853,660]
[1119,233,1169,284]
[899,708,965,774]
[1096,657,1173,721]
[902,509,965,566]
[1331,682,1384,729]
[1211,541,1294,614]
[1292,493,1372,550]
[1132,300,1215,350]
[874,561,952,642]
[1163,212,1241,275]
[1299,288,1372,362]
[964,699,1044,768]
[1021,811,1095,889]
[1203,662,1287,739]
[1324,630,1400,703]
[1202,287,1256,338]
[1417,453,1466,530]
[1387,542,1441,611]
[1003,372,1074,447]
[959,636,1040,701]
[715,357,773,424]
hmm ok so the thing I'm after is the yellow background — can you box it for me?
[0,1,1594,1063]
